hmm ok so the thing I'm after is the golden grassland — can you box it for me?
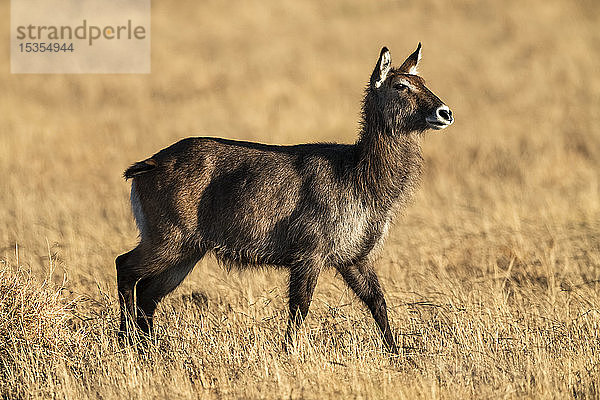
[1,0,600,398]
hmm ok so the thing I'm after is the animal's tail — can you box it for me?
[124,158,157,180]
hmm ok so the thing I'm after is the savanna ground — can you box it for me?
[1,0,600,398]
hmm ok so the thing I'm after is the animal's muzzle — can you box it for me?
[426,105,453,130]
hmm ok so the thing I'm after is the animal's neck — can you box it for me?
[354,104,424,208]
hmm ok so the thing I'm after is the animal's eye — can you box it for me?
[394,83,409,91]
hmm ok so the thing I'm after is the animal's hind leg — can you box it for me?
[285,261,321,345]
[116,244,204,338]
[133,249,205,336]
[116,248,141,336]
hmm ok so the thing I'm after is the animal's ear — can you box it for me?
[371,47,392,88]
[399,43,422,75]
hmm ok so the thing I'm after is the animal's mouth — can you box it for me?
[426,117,453,130]
[426,105,453,130]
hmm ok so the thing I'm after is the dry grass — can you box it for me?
[1,0,600,398]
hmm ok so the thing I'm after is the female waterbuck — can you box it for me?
[117,44,453,353]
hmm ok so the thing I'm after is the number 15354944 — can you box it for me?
[18,42,74,52]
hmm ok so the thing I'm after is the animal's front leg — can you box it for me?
[337,263,398,354]
[285,262,321,346]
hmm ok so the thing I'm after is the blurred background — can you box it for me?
[1,0,598,288]
[0,0,599,397]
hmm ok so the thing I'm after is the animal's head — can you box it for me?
[367,43,453,133]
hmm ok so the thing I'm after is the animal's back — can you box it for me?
[127,137,366,267]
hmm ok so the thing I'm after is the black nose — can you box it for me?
[437,107,453,122]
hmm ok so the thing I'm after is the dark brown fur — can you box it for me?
[116,44,453,353]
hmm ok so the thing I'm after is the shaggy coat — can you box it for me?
[116,44,454,353]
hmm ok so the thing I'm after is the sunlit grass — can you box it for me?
[0,0,599,398]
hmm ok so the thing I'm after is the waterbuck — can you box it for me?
[116,44,453,353]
